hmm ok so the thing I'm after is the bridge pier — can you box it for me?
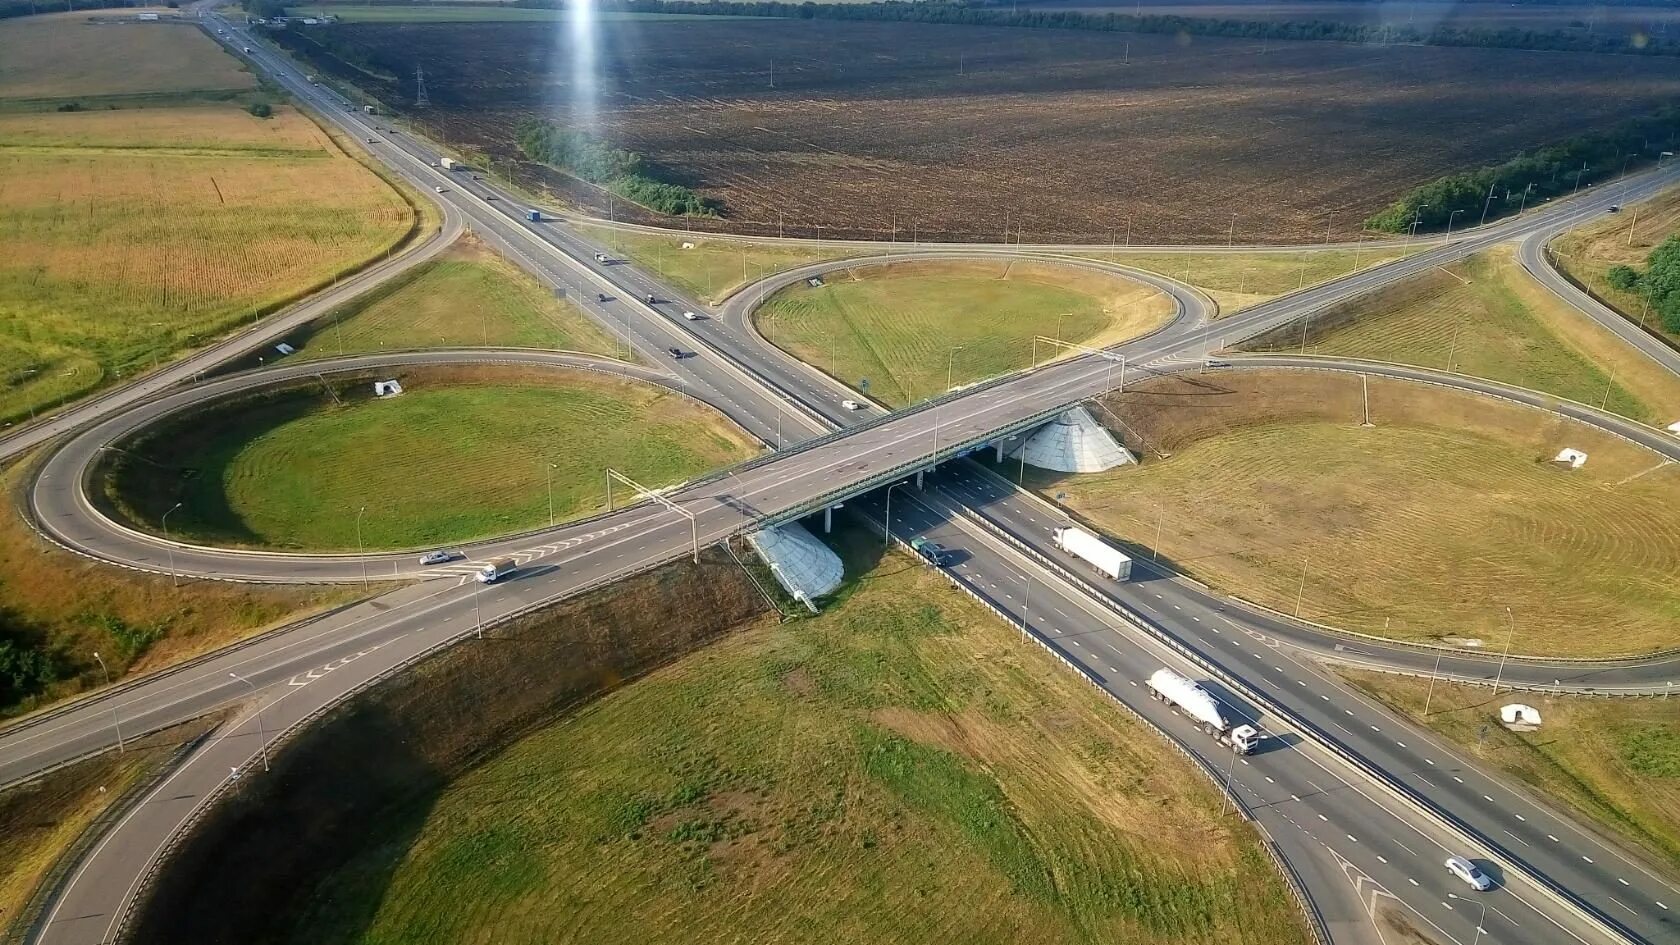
[915,469,924,489]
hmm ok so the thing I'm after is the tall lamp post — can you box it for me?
[92,651,124,753]
[1492,607,1516,696]
[1445,208,1465,239]
[228,671,271,772]
[947,345,965,393]
[883,481,911,547]
[161,501,183,588]
[546,462,558,526]
[354,505,368,587]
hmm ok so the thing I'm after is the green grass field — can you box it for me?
[1340,670,1680,874]
[571,224,858,305]
[1250,247,1680,426]
[757,259,1174,407]
[292,240,623,360]
[1552,184,1680,347]
[109,369,758,551]
[1075,246,1414,316]
[1042,371,1680,657]
[284,528,1310,945]
[0,14,254,105]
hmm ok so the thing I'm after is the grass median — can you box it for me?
[1074,245,1415,316]
[103,366,759,551]
[757,258,1174,407]
[1037,370,1680,657]
[1552,183,1680,348]
[572,223,859,305]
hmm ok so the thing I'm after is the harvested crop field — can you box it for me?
[1034,0,1680,40]
[0,13,254,104]
[292,17,1680,241]
[1044,370,1680,657]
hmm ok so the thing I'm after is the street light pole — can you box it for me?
[355,505,368,587]
[161,501,183,588]
[1445,208,1465,239]
[546,463,557,526]
[228,671,271,772]
[883,481,911,546]
[1422,646,1445,717]
[1492,607,1516,696]
[92,651,124,752]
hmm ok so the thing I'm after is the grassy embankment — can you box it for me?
[0,457,360,717]
[1038,370,1680,657]
[286,238,623,360]
[757,259,1175,407]
[1075,245,1414,316]
[0,12,421,426]
[1341,670,1680,874]
[284,527,1311,945]
[1551,183,1680,347]
[571,224,858,305]
[105,367,759,551]
[0,718,219,938]
[1245,246,1680,426]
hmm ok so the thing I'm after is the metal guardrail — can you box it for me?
[1,727,214,945]
[859,505,1331,945]
[100,543,724,943]
[938,497,1635,945]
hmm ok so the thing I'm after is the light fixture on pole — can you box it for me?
[161,501,184,588]
[92,651,124,752]
[228,671,271,772]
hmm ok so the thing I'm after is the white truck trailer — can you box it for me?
[1052,526,1132,580]
[1146,668,1260,754]
[440,157,459,171]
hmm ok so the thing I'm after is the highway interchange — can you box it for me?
[3,9,1680,945]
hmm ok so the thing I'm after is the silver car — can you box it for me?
[418,549,459,566]
[1445,856,1492,891]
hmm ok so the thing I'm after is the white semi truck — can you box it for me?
[1146,668,1261,754]
[440,157,459,171]
[476,558,516,584]
[1052,526,1132,580]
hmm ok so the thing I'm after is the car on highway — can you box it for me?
[668,346,686,359]
[593,252,610,263]
[1445,856,1493,891]
[1607,205,1621,213]
[842,399,865,410]
[645,293,658,304]
[418,549,461,566]
[434,186,447,193]
[429,161,440,167]
[683,311,701,320]
[597,293,609,303]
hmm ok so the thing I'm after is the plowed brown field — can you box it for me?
[301,17,1680,242]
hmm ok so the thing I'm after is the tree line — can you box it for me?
[1364,108,1680,232]
[516,120,719,217]
[1609,237,1680,334]
[500,0,1680,58]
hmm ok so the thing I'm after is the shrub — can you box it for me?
[246,101,273,119]
[1606,265,1642,292]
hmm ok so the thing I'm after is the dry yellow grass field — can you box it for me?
[0,104,416,424]
[1552,183,1680,345]
[0,13,254,103]
[1044,370,1680,657]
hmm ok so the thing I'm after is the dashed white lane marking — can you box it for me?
[1453,776,1464,783]
[1396,741,1406,748]
[1376,855,1387,864]
[1425,758,1436,765]
[1618,878,1630,886]
[1548,834,1560,842]
[1408,878,1419,886]
[1513,813,1525,821]
[1582,855,1595,864]
[1658,901,1669,910]
[1318,814,1328,822]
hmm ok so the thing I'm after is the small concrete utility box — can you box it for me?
[1552,448,1588,469]
[373,379,403,398]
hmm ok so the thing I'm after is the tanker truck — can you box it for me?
[1146,668,1261,754]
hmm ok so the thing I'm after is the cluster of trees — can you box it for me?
[501,0,1680,58]
[1608,236,1680,333]
[0,619,58,713]
[516,120,718,217]
[1365,108,1680,232]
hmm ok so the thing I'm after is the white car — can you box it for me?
[842,399,864,410]
[682,311,700,321]
[418,549,460,566]
[434,186,446,193]
[593,252,609,262]
[1445,856,1492,891]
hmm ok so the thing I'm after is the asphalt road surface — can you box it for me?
[6,9,1680,945]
